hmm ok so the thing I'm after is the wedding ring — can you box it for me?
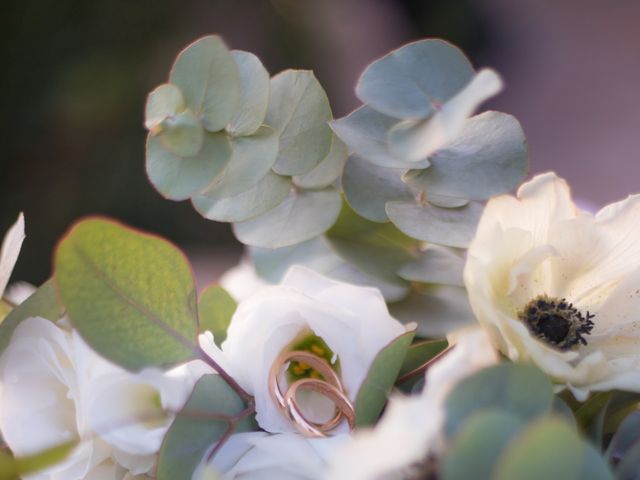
[283,378,356,438]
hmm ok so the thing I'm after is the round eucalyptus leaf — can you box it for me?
[401,111,528,200]
[192,171,290,222]
[494,418,614,480]
[342,154,414,222]
[293,135,348,189]
[330,105,430,169]
[356,39,474,120]
[226,50,270,136]
[146,131,231,201]
[233,187,341,248]
[397,245,465,286]
[386,200,484,247]
[441,411,527,480]
[202,125,279,197]
[169,35,240,132]
[388,68,503,162]
[390,285,475,338]
[144,83,185,130]
[157,109,205,158]
[266,70,333,176]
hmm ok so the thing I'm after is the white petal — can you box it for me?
[0,213,25,297]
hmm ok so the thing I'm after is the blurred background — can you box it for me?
[3,0,640,286]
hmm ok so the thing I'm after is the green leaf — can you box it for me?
[398,339,448,379]
[54,217,199,370]
[233,186,341,248]
[202,125,279,197]
[605,411,640,463]
[494,417,614,480]
[157,109,205,158]
[198,285,236,346]
[292,135,348,189]
[441,411,526,480]
[0,440,78,479]
[157,374,256,480]
[144,83,185,130]
[0,279,64,355]
[266,70,333,176]
[386,200,483,248]
[616,441,640,480]
[387,69,502,162]
[401,112,528,200]
[226,50,270,136]
[146,131,232,201]
[192,171,290,223]
[326,202,417,286]
[356,39,474,119]
[169,35,240,132]
[341,155,414,222]
[354,329,414,427]
[397,245,465,286]
[444,363,554,437]
[330,105,430,169]
[389,286,475,338]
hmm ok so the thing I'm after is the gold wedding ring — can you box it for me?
[268,349,355,437]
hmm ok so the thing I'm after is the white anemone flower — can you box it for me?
[222,266,408,433]
[194,431,348,480]
[0,317,215,479]
[327,328,498,479]
[465,172,640,400]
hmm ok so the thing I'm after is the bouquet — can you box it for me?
[0,33,638,480]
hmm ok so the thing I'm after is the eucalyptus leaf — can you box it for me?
[192,171,290,223]
[397,338,448,392]
[267,70,333,176]
[616,441,640,480]
[233,186,341,248]
[341,155,414,222]
[388,69,502,162]
[157,374,256,480]
[386,200,483,248]
[202,125,279,197]
[356,39,474,119]
[605,411,640,463]
[390,286,475,338]
[157,109,205,158]
[397,245,465,286]
[402,111,528,200]
[444,363,554,438]
[198,285,237,346]
[292,135,348,189]
[146,132,231,201]
[494,417,614,480]
[330,105,430,169]
[144,83,185,130]
[54,218,199,370]
[226,50,270,136]
[441,411,526,480]
[169,35,240,132]
[355,329,414,427]
[0,279,64,355]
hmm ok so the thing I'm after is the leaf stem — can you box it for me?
[197,345,254,404]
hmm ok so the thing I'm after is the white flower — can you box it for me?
[327,328,498,479]
[465,172,640,399]
[221,266,408,433]
[195,431,348,480]
[0,317,213,479]
[0,213,25,300]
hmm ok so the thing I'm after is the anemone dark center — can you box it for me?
[519,295,594,350]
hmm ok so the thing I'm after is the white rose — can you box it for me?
[465,172,640,399]
[221,266,408,433]
[219,258,268,302]
[327,328,498,479]
[195,431,348,480]
[0,317,216,478]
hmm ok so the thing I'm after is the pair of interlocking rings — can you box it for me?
[268,350,355,437]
